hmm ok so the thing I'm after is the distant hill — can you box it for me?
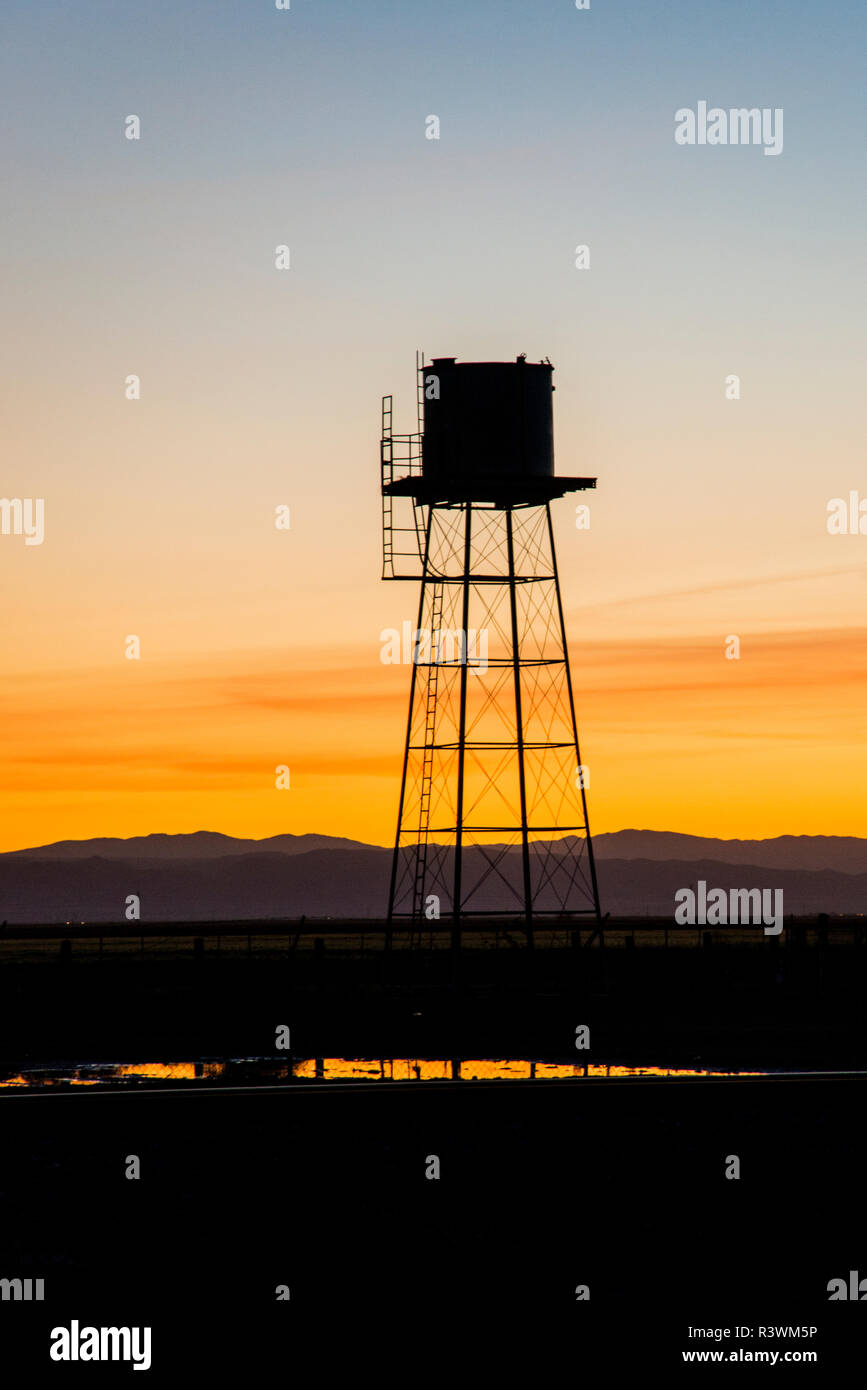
[5,829,867,873]
[592,830,867,875]
[1,830,378,862]
[0,833,865,923]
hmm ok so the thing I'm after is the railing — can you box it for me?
[381,393,426,578]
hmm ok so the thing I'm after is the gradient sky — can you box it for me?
[1,0,865,851]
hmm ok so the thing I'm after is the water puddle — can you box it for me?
[0,1057,774,1089]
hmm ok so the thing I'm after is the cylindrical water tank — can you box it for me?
[421,357,555,484]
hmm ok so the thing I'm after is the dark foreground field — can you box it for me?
[1,918,865,1070]
[1,924,864,1376]
[0,1076,864,1375]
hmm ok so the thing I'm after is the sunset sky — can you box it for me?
[2,0,865,852]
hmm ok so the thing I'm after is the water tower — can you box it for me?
[381,353,602,941]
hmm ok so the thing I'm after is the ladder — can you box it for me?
[411,577,443,928]
[412,352,427,565]
[416,348,425,434]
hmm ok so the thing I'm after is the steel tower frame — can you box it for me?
[381,357,602,937]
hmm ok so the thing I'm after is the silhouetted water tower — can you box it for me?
[381,353,602,940]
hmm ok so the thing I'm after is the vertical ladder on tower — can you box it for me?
[416,349,425,433]
[411,578,443,930]
[412,352,427,562]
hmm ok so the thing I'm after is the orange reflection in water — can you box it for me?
[289,1058,763,1082]
[0,1073,103,1088]
[0,1058,765,1089]
[116,1063,222,1081]
[292,1058,454,1081]
[0,1061,226,1088]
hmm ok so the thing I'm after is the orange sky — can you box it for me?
[3,0,865,853]
[1,619,864,852]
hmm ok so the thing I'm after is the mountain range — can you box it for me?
[7,828,867,873]
[0,830,865,922]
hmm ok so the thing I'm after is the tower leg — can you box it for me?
[387,507,433,940]
[452,502,473,954]
[546,503,603,928]
[506,506,534,946]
